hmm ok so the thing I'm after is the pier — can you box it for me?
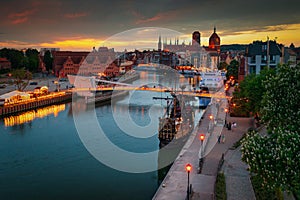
[0,92,72,117]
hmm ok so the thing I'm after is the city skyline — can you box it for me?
[1,0,300,51]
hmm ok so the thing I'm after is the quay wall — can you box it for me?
[0,93,72,117]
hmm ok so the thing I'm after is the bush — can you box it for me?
[251,175,277,200]
[216,173,227,200]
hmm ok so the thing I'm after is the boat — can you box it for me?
[133,63,158,72]
[176,65,199,77]
[156,93,195,148]
[199,71,224,91]
[198,86,211,109]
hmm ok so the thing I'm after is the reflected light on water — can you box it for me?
[3,104,66,127]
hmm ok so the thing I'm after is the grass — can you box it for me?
[215,172,227,200]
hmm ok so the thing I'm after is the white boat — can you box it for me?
[67,75,132,104]
[199,71,224,91]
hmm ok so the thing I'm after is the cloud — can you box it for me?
[9,9,35,18]
[64,12,88,19]
[135,10,178,24]
[8,9,36,25]
[11,17,28,25]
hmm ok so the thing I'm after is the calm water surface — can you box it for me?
[0,72,199,200]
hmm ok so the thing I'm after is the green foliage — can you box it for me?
[226,60,239,80]
[11,68,32,91]
[25,49,39,72]
[251,175,277,200]
[0,48,39,72]
[232,69,275,115]
[218,61,228,71]
[261,64,300,132]
[216,173,227,200]
[241,63,300,194]
[0,48,25,69]
[241,128,300,193]
[43,50,53,72]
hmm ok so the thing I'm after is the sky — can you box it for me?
[0,0,300,51]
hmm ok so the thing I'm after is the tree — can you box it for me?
[218,61,228,71]
[12,68,32,91]
[232,69,275,115]
[261,64,300,131]
[241,63,300,194]
[0,48,25,69]
[25,49,39,72]
[226,60,239,80]
[43,50,53,72]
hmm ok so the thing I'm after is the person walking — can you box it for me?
[221,134,225,143]
[228,122,231,131]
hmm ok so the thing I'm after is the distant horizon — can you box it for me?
[1,38,298,53]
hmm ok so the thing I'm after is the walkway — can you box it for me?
[153,87,256,200]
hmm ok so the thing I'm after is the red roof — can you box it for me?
[0,57,9,62]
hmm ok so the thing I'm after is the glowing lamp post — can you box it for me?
[199,134,205,144]
[224,108,228,125]
[185,163,192,200]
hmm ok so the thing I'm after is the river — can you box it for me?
[0,71,201,200]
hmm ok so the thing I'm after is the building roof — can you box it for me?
[247,40,282,56]
[0,57,10,62]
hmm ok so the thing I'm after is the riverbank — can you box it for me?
[0,92,72,117]
[153,87,256,200]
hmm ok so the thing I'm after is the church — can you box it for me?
[158,27,221,71]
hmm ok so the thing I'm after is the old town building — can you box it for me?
[0,58,11,70]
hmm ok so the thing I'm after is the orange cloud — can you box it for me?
[135,11,178,24]
[9,10,35,18]
[8,9,36,25]
[64,12,88,19]
[11,17,28,24]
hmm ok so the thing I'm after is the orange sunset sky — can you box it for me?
[1,0,300,51]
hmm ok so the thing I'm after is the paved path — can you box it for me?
[222,147,256,200]
[153,87,256,200]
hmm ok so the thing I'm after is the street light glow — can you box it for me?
[199,134,205,141]
[185,163,192,172]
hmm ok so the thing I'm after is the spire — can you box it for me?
[158,35,162,50]
[214,26,216,33]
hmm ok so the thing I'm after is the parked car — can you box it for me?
[29,81,38,85]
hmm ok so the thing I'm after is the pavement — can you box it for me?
[0,76,71,95]
[153,87,256,200]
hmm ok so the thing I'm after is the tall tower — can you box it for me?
[209,26,220,52]
[192,31,201,46]
[158,35,162,51]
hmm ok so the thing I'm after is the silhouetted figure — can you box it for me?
[228,122,232,130]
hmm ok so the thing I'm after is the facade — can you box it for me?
[283,47,297,67]
[0,58,11,70]
[160,27,221,70]
[52,47,116,77]
[245,40,282,74]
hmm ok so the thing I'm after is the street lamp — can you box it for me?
[209,114,213,120]
[199,134,205,144]
[199,133,205,159]
[224,108,228,126]
[185,163,192,200]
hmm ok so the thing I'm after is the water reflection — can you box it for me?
[3,104,65,127]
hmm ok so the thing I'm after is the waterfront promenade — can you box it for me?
[153,88,255,200]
